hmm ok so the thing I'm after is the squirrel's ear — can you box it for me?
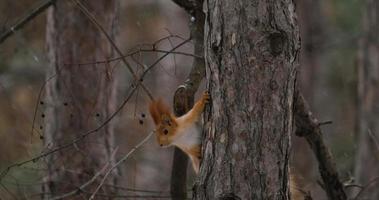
[149,99,171,125]
[149,100,160,125]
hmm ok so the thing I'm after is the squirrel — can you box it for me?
[149,91,210,174]
[149,91,303,199]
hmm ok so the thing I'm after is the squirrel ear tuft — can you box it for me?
[149,99,171,125]
[149,100,159,125]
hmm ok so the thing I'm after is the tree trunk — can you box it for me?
[43,1,119,199]
[354,0,379,199]
[170,1,205,199]
[193,0,299,199]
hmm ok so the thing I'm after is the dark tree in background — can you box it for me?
[295,0,324,105]
[193,0,299,199]
[170,1,205,199]
[355,0,379,199]
[43,1,119,198]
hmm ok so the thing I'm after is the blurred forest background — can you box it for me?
[0,0,371,199]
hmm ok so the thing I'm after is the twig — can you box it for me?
[72,0,154,100]
[367,129,379,153]
[89,131,154,199]
[343,184,363,190]
[32,191,172,199]
[0,182,18,200]
[102,184,170,194]
[0,0,57,44]
[66,48,202,66]
[318,120,332,126]
[88,192,172,199]
[353,176,379,200]
[0,38,191,182]
[294,90,347,200]
[30,72,58,142]
[50,147,119,200]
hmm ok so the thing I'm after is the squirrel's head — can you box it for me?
[149,99,178,147]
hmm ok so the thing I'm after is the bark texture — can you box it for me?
[194,0,299,199]
[43,1,118,198]
[354,0,379,199]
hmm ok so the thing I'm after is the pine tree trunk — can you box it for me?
[355,0,379,199]
[43,1,119,199]
[193,0,299,199]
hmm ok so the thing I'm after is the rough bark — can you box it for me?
[170,1,205,199]
[354,0,379,199]
[193,0,299,199]
[43,1,118,199]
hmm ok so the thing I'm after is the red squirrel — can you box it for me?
[149,91,209,173]
[149,91,302,199]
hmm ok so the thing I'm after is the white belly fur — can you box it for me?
[172,123,202,149]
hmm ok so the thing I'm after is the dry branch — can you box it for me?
[73,0,154,100]
[0,38,191,182]
[50,148,119,200]
[0,0,56,44]
[89,131,153,199]
[294,90,347,200]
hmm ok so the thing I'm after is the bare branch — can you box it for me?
[89,131,154,199]
[0,38,191,181]
[72,0,154,100]
[353,176,379,200]
[318,120,333,126]
[0,0,56,44]
[50,147,119,200]
[64,47,202,66]
[51,131,153,200]
[294,91,347,200]
[367,129,379,153]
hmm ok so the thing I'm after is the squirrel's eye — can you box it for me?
[163,129,168,135]
[165,120,171,126]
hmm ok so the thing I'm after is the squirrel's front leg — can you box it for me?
[184,91,210,123]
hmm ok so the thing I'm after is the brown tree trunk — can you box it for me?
[354,0,379,199]
[193,0,300,199]
[43,1,119,199]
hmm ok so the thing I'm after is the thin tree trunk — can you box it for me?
[43,1,119,199]
[354,0,379,199]
[294,91,347,200]
[193,0,299,199]
[170,1,205,199]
